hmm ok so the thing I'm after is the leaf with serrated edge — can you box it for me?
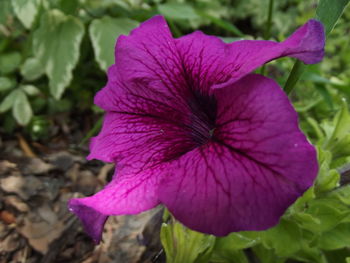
[11,0,40,29]
[33,10,84,99]
[89,17,138,71]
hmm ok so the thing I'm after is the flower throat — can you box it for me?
[188,90,217,146]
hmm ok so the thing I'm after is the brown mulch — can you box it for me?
[0,134,164,263]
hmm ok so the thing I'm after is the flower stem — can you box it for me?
[264,0,275,40]
[283,60,306,94]
[260,0,274,75]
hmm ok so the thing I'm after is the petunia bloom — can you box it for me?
[69,16,325,243]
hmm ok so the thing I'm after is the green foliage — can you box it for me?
[316,0,350,35]
[161,218,216,263]
[11,0,41,29]
[32,9,84,99]
[158,3,199,20]
[89,16,138,71]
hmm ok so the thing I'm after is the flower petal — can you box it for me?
[68,203,108,244]
[175,19,325,90]
[217,19,325,86]
[87,111,196,166]
[158,74,318,236]
[68,166,162,243]
[112,15,190,104]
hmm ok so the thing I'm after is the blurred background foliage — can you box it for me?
[0,0,350,262]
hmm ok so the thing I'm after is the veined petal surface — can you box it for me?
[158,74,318,236]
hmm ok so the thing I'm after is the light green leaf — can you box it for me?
[290,187,315,213]
[20,57,45,81]
[158,3,199,20]
[0,89,19,113]
[214,232,259,251]
[253,244,286,263]
[316,0,350,35]
[324,99,350,159]
[89,17,138,71]
[315,148,340,193]
[211,249,249,263]
[292,212,321,233]
[0,77,14,92]
[12,90,32,125]
[33,9,84,99]
[0,52,21,74]
[11,0,41,29]
[211,232,259,263]
[328,185,350,206]
[160,220,215,263]
[319,223,350,250]
[306,198,350,233]
[261,219,301,257]
[20,85,40,96]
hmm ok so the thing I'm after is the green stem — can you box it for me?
[264,0,275,40]
[283,60,306,94]
[260,0,274,75]
[79,115,103,146]
[167,19,182,38]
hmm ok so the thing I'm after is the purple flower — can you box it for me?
[69,16,325,243]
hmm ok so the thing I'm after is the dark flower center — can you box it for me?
[188,90,217,145]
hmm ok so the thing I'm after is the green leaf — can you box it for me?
[292,212,321,233]
[327,185,350,206]
[12,90,32,125]
[316,0,350,35]
[0,0,13,25]
[211,249,249,263]
[0,77,14,92]
[196,11,244,37]
[261,219,301,257]
[0,52,21,74]
[292,245,327,263]
[253,244,286,263]
[324,99,350,159]
[11,0,41,29]
[20,57,45,81]
[89,17,138,71]
[0,89,19,113]
[58,0,79,15]
[290,187,315,213]
[160,220,215,263]
[32,9,84,99]
[306,198,350,233]
[211,232,259,263]
[319,223,350,250]
[315,148,340,193]
[158,3,199,20]
[20,85,40,96]
[214,232,259,251]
